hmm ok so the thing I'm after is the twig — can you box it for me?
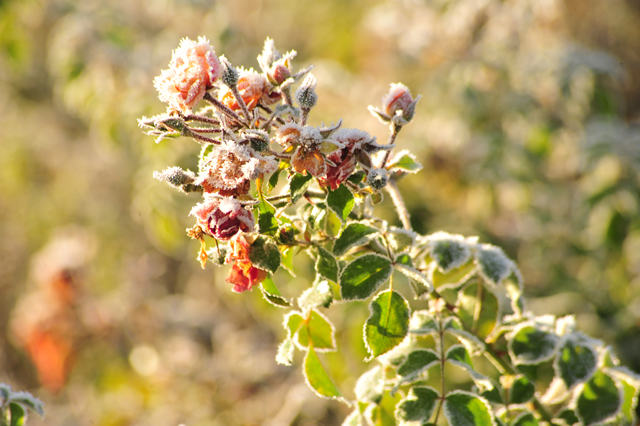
[203,92,246,125]
[385,180,412,230]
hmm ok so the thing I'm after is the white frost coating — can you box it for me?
[333,127,374,151]
[298,126,323,147]
[197,141,278,190]
[474,243,515,288]
[425,232,473,273]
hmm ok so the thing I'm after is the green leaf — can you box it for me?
[395,253,431,299]
[455,281,499,340]
[387,150,423,173]
[387,228,416,254]
[8,392,44,418]
[430,237,471,273]
[443,317,486,356]
[290,172,314,203]
[510,375,535,404]
[9,403,25,426]
[292,310,336,352]
[303,346,344,402]
[555,409,580,425]
[395,387,439,425]
[347,170,366,185]
[276,337,295,365]
[327,184,355,223]
[340,254,393,301]
[333,223,379,257]
[260,275,291,308]
[554,336,598,389]
[508,323,558,365]
[396,349,440,383]
[364,290,410,360]
[409,310,439,335]
[431,261,477,290]
[249,235,281,274]
[512,413,538,426]
[475,245,514,288]
[315,246,339,282]
[268,166,284,193]
[355,366,385,404]
[480,383,503,405]
[445,345,493,392]
[298,280,334,311]
[444,391,495,426]
[607,367,640,425]
[576,371,622,426]
[257,197,279,236]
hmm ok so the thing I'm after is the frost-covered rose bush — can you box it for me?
[139,37,640,425]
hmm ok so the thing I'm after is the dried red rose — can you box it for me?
[190,196,255,241]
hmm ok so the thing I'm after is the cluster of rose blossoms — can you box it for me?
[139,37,420,293]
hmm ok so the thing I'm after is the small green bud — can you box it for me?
[366,168,389,190]
[295,74,318,109]
[219,56,239,87]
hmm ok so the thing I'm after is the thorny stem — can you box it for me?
[184,114,220,126]
[380,122,402,169]
[188,131,221,145]
[300,107,310,126]
[386,179,412,230]
[186,126,222,134]
[229,85,253,123]
[203,92,246,125]
[432,309,447,425]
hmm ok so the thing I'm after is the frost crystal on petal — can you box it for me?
[196,142,277,195]
[154,37,222,114]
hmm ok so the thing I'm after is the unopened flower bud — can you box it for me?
[366,168,390,190]
[154,167,196,189]
[219,56,239,87]
[267,59,291,86]
[382,83,421,123]
[295,74,318,109]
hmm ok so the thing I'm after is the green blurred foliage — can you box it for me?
[1,0,640,425]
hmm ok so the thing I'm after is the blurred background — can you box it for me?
[1,0,640,424]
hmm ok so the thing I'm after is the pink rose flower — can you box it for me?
[154,37,222,113]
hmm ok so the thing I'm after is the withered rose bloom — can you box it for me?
[319,128,372,189]
[291,147,327,177]
[225,234,267,293]
[219,69,266,111]
[274,122,302,148]
[382,83,414,117]
[190,196,255,240]
[197,142,277,196]
[154,37,222,114]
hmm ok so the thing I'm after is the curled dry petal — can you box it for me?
[225,234,267,293]
[292,147,327,177]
